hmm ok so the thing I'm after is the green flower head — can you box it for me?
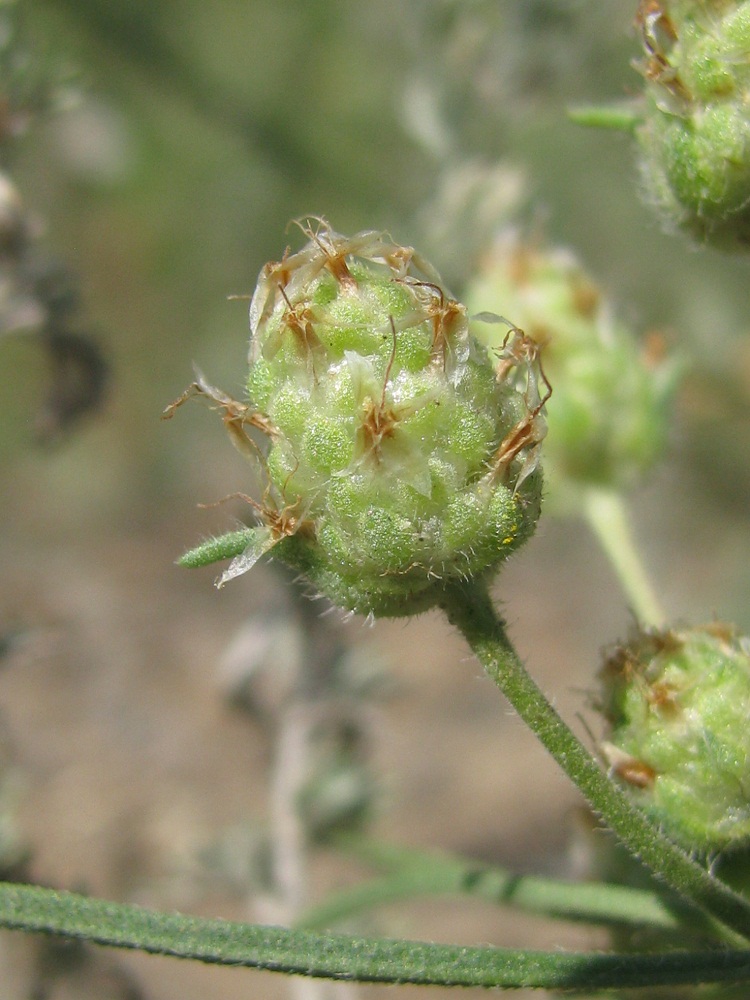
[169,220,547,618]
[466,231,679,510]
[635,0,750,250]
[600,622,750,853]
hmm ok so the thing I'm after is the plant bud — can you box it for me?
[465,232,678,510]
[599,622,750,853]
[634,0,750,250]
[171,220,546,618]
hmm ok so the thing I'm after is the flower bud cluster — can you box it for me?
[600,622,750,853]
[175,221,546,618]
[465,232,678,509]
[635,0,750,250]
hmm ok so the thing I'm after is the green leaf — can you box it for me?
[2,881,750,990]
[568,103,643,131]
[178,529,256,568]
[298,839,712,941]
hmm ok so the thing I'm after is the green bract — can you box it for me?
[600,623,750,853]
[173,221,546,618]
[465,232,678,510]
[635,0,750,250]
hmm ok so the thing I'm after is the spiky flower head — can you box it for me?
[465,231,678,510]
[634,0,750,251]
[599,622,750,853]
[169,220,546,618]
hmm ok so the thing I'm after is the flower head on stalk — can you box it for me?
[571,1,750,252]
[466,230,679,512]
[168,220,547,618]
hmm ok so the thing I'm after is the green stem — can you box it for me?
[439,578,750,945]
[1,881,750,991]
[582,486,666,627]
[298,840,707,938]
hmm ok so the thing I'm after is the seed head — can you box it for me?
[599,622,750,852]
[171,220,547,617]
[634,0,750,251]
[466,231,679,510]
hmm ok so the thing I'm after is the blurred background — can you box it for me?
[1,1,750,997]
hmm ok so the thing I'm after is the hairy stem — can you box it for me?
[438,578,750,944]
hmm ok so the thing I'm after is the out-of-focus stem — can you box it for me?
[251,581,362,1000]
[267,702,334,1000]
[582,487,666,627]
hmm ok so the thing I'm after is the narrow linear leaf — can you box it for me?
[1,882,750,991]
[567,104,643,131]
[178,529,256,568]
[299,841,707,939]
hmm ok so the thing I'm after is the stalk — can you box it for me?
[582,487,666,627]
[438,577,750,945]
